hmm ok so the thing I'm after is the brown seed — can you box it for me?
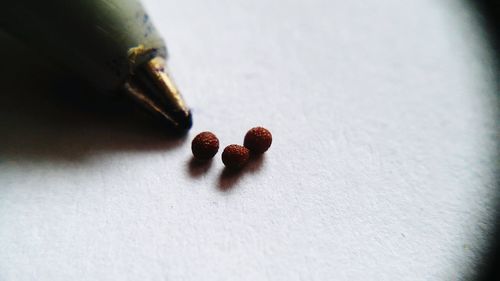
[191,131,219,160]
[222,144,250,169]
[244,127,272,154]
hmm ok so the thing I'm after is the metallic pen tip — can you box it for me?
[123,57,192,133]
[172,108,193,132]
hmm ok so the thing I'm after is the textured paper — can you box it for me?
[0,0,497,280]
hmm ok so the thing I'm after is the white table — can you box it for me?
[0,0,497,280]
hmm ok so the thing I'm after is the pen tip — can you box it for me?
[174,109,193,132]
[123,57,193,133]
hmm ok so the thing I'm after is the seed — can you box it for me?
[222,144,250,169]
[191,131,219,160]
[244,127,272,154]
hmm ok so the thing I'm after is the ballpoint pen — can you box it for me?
[0,0,192,132]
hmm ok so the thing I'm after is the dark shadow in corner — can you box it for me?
[0,32,187,164]
[218,155,265,191]
[463,0,499,280]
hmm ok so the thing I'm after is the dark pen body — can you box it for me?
[0,0,192,132]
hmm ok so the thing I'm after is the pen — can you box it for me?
[0,0,192,132]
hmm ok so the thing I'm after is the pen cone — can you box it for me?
[124,57,192,132]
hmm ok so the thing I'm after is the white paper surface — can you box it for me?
[0,0,497,280]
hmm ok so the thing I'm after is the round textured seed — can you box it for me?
[222,144,250,169]
[191,131,219,160]
[244,127,272,154]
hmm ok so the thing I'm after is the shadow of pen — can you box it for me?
[0,31,186,163]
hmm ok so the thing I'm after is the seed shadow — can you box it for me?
[217,154,265,191]
[187,157,213,178]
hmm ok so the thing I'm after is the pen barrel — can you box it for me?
[0,0,166,94]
